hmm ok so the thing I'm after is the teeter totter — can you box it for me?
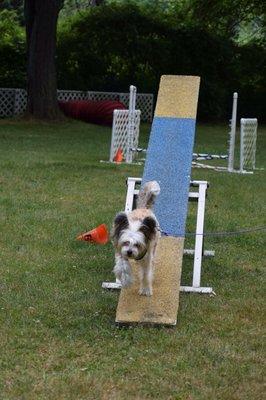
[103,75,215,326]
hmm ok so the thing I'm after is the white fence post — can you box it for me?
[228,92,238,172]
[126,85,137,163]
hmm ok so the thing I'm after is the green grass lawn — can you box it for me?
[0,119,265,399]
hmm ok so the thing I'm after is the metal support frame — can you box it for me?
[184,180,214,293]
[102,177,215,294]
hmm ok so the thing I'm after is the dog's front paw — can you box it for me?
[139,287,153,296]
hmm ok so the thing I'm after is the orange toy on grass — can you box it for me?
[76,224,109,245]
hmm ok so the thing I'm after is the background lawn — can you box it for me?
[0,119,265,399]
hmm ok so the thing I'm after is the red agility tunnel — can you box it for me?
[59,100,126,126]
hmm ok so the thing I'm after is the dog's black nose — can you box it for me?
[127,250,133,256]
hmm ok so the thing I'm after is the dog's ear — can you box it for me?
[140,217,157,241]
[111,212,129,242]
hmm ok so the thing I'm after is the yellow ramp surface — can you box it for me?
[115,236,184,326]
[155,75,200,119]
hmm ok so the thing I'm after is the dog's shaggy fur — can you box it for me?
[111,181,160,296]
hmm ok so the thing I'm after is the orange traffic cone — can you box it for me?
[113,147,123,163]
[76,224,109,245]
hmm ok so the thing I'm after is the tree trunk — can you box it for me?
[24,0,64,120]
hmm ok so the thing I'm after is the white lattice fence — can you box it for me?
[88,91,119,102]
[135,94,153,122]
[0,88,153,121]
[58,90,153,121]
[57,90,87,101]
[110,109,141,162]
[87,91,153,122]
[118,92,153,122]
[14,89,27,115]
[0,89,16,117]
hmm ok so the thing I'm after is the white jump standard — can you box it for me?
[193,92,259,174]
[109,85,141,163]
[240,118,258,173]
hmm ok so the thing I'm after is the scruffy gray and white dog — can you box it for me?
[111,181,160,296]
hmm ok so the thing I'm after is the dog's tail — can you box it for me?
[137,181,160,209]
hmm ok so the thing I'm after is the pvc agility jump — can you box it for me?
[193,93,259,173]
[109,85,141,163]
[113,90,259,174]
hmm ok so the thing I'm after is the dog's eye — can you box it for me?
[135,243,141,248]
[123,241,130,246]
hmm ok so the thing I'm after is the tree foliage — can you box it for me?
[57,3,265,120]
[59,0,105,18]
[0,10,26,87]
[186,0,266,44]
[0,0,24,22]
[0,1,265,120]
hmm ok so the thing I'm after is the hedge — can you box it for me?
[1,5,265,121]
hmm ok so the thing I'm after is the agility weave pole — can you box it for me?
[116,75,200,326]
